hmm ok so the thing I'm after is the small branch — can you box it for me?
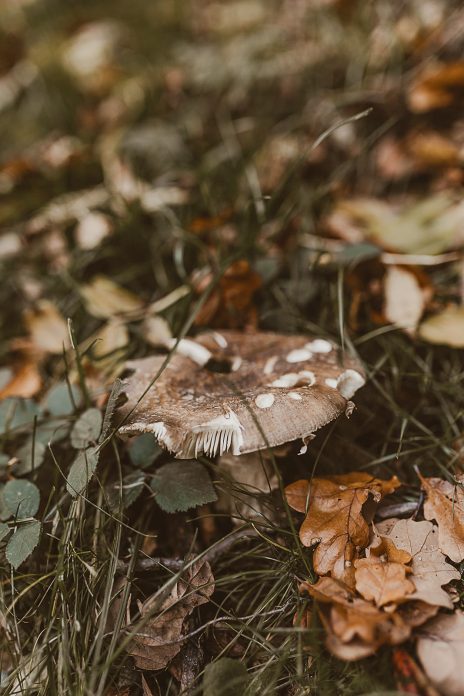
[116,527,260,574]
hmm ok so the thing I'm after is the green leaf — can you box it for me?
[35,420,70,445]
[0,453,9,475]
[6,520,41,569]
[44,382,82,416]
[203,658,250,696]
[0,522,10,542]
[66,446,99,496]
[71,408,102,449]
[107,470,145,511]
[0,398,40,437]
[14,439,46,475]
[128,433,162,469]
[150,460,217,513]
[3,480,40,518]
[100,378,125,441]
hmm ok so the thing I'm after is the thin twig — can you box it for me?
[116,527,260,574]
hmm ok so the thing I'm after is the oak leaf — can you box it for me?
[286,472,400,582]
[354,556,414,607]
[421,476,464,563]
[302,577,405,660]
[377,518,460,609]
[417,611,464,696]
[302,577,437,661]
[127,559,214,670]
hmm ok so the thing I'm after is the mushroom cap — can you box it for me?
[116,330,365,458]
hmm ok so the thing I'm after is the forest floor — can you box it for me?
[1,1,464,694]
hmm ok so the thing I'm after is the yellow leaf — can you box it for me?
[419,305,464,348]
[80,276,143,319]
[24,300,69,354]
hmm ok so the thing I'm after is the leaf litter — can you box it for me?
[1,0,464,693]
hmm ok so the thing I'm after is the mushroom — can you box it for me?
[116,330,366,458]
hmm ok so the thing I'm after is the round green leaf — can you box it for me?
[3,480,40,518]
[150,460,217,513]
[44,382,82,416]
[14,440,46,475]
[128,433,162,469]
[6,520,41,569]
[0,399,40,437]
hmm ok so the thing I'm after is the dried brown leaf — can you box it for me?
[383,265,430,335]
[378,518,460,609]
[408,62,464,113]
[286,473,400,583]
[417,611,464,696]
[0,361,41,400]
[24,300,69,354]
[354,556,414,607]
[193,260,262,329]
[419,305,464,349]
[80,276,143,319]
[127,559,214,671]
[302,577,410,660]
[422,476,464,563]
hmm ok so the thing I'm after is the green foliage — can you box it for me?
[14,439,46,475]
[3,479,40,518]
[71,408,102,449]
[107,470,146,511]
[6,520,41,570]
[100,378,124,440]
[128,433,162,469]
[0,399,40,437]
[44,382,82,416]
[203,658,251,696]
[0,522,10,542]
[150,460,217,512]
[66,447,99,496]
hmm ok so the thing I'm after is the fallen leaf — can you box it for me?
[326,195,464,254]
[302,577,409,660]
[378,518,460,609]
[417,611,464,696]
[286,472,400,583]
[193,260,262,329]
[421,476,464,563]
[354,555,414,607]
[141,315,172,348]
[80,276,143,319]
[406,131,460,167]
[91,320,129,358]
[302,576,437,661]
[408,61,464,113]
[24,300,69,354]
[74,211,113,250]
[0,361,41,400]
[127,559,214,670]
[383,265,430,335]
[419,305,464,348]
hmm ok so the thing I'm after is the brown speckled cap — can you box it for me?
[116,331,365,458]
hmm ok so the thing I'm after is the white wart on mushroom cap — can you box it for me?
[116,331,365,458]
